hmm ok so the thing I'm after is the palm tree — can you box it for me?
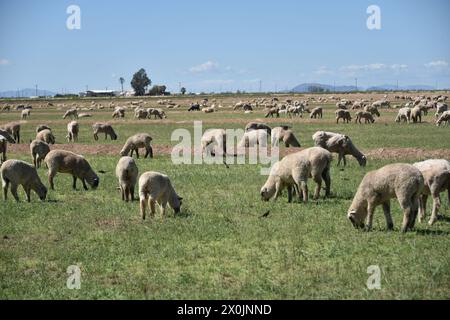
[119,77,125,93]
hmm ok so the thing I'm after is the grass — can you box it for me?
[0,100,449,299]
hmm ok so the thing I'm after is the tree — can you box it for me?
[180,87,186,95]
[119,77,125,92]
[130,68,151,96]
[148,85,167,96]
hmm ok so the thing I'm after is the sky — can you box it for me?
[0,0,449,94]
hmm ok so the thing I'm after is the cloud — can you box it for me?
[314,66,333,75]
[340,63,386,73]
[390,64,408,71]
[424,60,448,69]
[189,61,219,73]
[0,58,10,66]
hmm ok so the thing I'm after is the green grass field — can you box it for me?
[0,98,449,299]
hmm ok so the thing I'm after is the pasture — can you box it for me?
[0,93,449,299]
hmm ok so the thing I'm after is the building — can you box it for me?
[84,90,118,97]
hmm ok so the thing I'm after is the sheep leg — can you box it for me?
[72,176,77,190]
[124,185,130,202]
[3,179,9,200]
[148,146,153,158]
[321,167,331,197]
[82,179,88,190]
[130,186,135,201]
[135,148,140,159]
[149,199,156,218]
[418,194,427,223]
[429,194,440,226]
[140,196,148,220]
[287,186,293,203]
[160,201,167,218]
[24,186,31,202]
[48,171,56,190]
[399,199,414,233]
[17,132,20,143]
[93,133,98,141]
[10,183,19,202]
[382,201,394,230]
[312,172,322,200]
[365,201,376,231]
[300,181,308,203]
[342,154,347,166]
[104,133,107,140]
[272,181,283,201]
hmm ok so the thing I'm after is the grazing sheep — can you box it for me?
[63,108,78,119]
[335,109,352,123]
[1,159,47,202]
[44,150,99,190]
[30,140,50,168]
[92,123,117,140]
[0,130,15,144]
[347,163,424,232]
[237,129,268,149]
[202,106,215,113]
[188,103,200,111]
[21,109,31,119]
[67,121,79,142]
[0,136,7,163]
[1,105,11,112]
[410,106,422,123]
[147,108,167,119]
[112,107,125,118]
[372,100,390,108]
[355,111,375,124]
[436,110,450,126]
[435,103,448,118]
[413,159,450,225]
[271,127,301,147]
[36,129,55,145]
[265,107,279,118]
[310,107,323,119]
[244,122,272,135]
[139,171,182,219]
[395,107,411,123]
[313,131,366,167]
[120,133,153,159]
[363,105,380,117]
[260,147,332,203]
[36,125,51,133]
[135,108,149,119]
[116,156,139,202]
[1,123,20,143]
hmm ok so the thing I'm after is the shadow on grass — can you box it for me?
[414,229,450,236]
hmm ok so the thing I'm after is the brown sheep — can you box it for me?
[92,123,117,140]
[120,133,153,159]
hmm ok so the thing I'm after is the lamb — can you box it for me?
[112,107,125,118]
[1,123,21,143]
[92,123,118,140]
[67,121,79,142]
[30,140,50,168]
[116,156,139,201]
[139,171,182,219]
[0,136,7,163]
[355,111,375,124]
[35,129,55,145]
[436,110,450,126]
[310,107,323,119]
[21,109,31,119]
[395,107,411,123]
[413,159,450,225]
[312,131,366,167]
[410,106,422,123]
[1,159,47,202]
[264,107,279,118]
[363,105,380,117]
[120,133,153,159]
[44,150,99,190]
[347,163,424,232]
[335,109,352,123]
[63,108,78,119]
[36,125,51,133]
[244,122,271,135]
[271,127,301,147]
[260,147,332,203]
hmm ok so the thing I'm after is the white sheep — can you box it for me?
[120,133,153,159]
[139,171,182,219]
[410,106,422,123]
[260,147,332,203]
[21,109,31,119]
[1,123,21,143]
[63,108,78,119]
[335,109,352,123]
[30,140,50,168]
[355,111,375,124]
[92,123,117,140]
[270,127,301,147]
[67,121,79,142]
[395,107,411,123]
[310,107,323,119]
[0,135,7,163]
[1,159,47,202]
[36,129,55,144]
[436,110,450,126]
[413,159,450,226]
[116,156,139,202]
[347,163,424,232]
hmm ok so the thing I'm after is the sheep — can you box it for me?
[36,125,51,133]
[78,113,92,118]
[138,171,182,219]
[335,109,352,123]
[237,129,268,149]
[30,140,50,168]
[363,105,380,117]
[1,105,11,112]
[188,103,200,111]
[112,107,125,118]
[116,156,139,202]
[0,136,7,163]
[265,107,279,118]
[244,122,271,135]
[67,121,79,142]
[63,108,78,119]
[260,147,332,203]
[120,133,153,159]
[148,108,167,119]
[44,150,99,190]
[135,108,149,119]
[21,109,31,119]
[413,159,450,226]
[372,100,390,108]
[271,127,301,147]
[200,129,232,167]
[410,106,422,123]
[336,102,348,109]
[92,123,117,140]
[34,127,54,143]
[1,159,47,202]
[1,123,20,143]
[310,107,323,119]
[312,131,366,167]
[435,103,448,118]
[436,110,450,126]
[395,107,411,123]
[355,111,375,124]
[347,163,424,232]
[202,106,215,113]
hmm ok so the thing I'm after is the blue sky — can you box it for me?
[0,0,449,93]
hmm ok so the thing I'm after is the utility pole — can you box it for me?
[35,84,38,97]
[355,78,358,91]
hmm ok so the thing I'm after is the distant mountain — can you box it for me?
[0,88,56,98]
[291,83,357,93]
[366,84,436,91]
